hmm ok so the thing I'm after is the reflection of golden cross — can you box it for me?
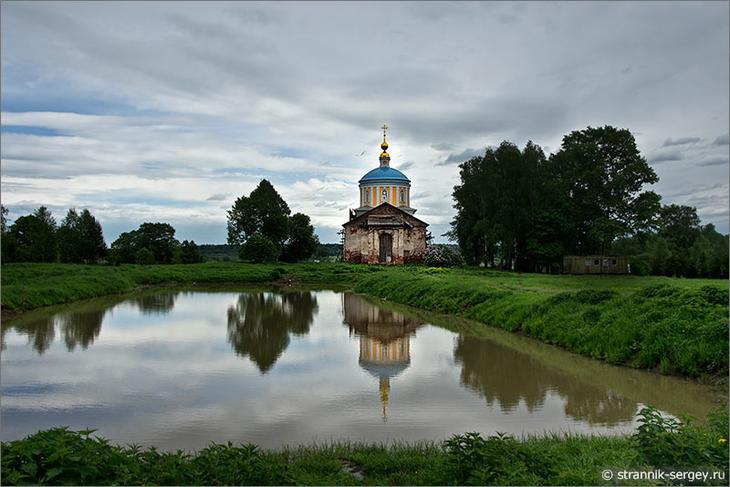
[382,123,388,137]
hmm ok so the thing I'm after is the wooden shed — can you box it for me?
[562,255,630,274]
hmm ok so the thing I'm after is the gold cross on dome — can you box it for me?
[382,123,388,137]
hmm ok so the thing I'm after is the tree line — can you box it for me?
[1,179,319,265]
[449,125,728,278]
[1,205,203,265]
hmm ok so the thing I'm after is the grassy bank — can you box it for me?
[2,262,727,377]
[2,407,727,486]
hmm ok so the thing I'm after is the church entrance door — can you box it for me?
[379,233,392,263]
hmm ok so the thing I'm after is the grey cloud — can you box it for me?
[662,137,702,147]
[713,134,729,146]
[438,148,483,166]
[206,193,230,201]
[431,143,455,151]
[697,156,729,167]
[649,150,684,164]
[396,161,415,171]
[666,182,725,198]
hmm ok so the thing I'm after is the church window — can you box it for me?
[400,189,405,203]
[365,188,370,204]
[382,188,387,202]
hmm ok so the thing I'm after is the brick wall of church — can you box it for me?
[344,226,427,264]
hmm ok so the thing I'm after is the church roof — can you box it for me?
[359,166,411,184]
[359,359,410,379]
[343,202,428,228]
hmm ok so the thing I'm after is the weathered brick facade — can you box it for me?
[343,203,428,264]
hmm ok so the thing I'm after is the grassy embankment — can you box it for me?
[2,262,727,378]
[2,406,728,486]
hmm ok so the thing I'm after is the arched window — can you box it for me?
[400,188,405,203]
[365,188,370,204]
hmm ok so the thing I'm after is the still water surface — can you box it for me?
[1,290,719,450]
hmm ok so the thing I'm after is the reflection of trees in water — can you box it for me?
[2,317,56,354]
[2,292,179,355]
[131,292,178,314]
[453,335,636,426]
[60,309,105,351]
[2,307,106,354]
[227,292,318,373]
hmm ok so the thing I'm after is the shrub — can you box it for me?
[239,235,280,263]
[633,406,729,471]
[442,432,552,485]
[424,245,464,267]
[0,427,134,485]
[630,257,652,276]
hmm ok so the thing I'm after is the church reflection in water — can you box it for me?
[342,293,424,420]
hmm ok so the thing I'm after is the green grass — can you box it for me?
[2,262,727,377]
[2,407,727,485]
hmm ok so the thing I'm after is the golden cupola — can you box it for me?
[355,123,416,216]
[379,126,390,168]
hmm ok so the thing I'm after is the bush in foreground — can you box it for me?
[2,407,727,486]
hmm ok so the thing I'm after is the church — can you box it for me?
[343,125,428,264]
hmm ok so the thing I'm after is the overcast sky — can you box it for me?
[1,1,728,244]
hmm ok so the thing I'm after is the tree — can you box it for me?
[110,222,179,264]
[1,205,8,234]
[78,209,107,263]
[239,234,280,263]
[136,223,178,264]
[281,213,318,262]
[180,240,204,264]
[1,205,16,262]
[656,204,701,276]
[109,231,138,264]
[8,207,58,262]
[450,141,548,270]
[58,209,83,263]
[135,247,155,265]
[227,180,291,246]
[55,208,108,264]
[547,126,660,254]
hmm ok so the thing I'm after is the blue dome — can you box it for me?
[359,166,410,184]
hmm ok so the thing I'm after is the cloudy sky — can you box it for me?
[1,1,728,244]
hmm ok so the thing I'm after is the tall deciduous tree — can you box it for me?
[58,209,83,263]
[227,180,291,246]
[548,126,660,254]
[281,213,319,262]
[59,209,107,263]
[9,207,58,262]
[110,222,178,264]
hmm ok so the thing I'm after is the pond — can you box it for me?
[1,289,719,451]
